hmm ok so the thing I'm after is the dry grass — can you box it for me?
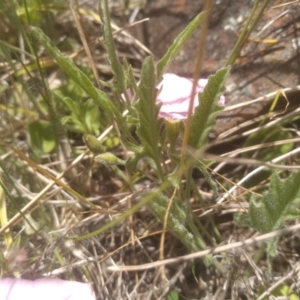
[1,1,300,299]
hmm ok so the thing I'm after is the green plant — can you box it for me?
[2,0,300,298]
[236,172,300,258]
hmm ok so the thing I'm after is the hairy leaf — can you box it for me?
[98,0,125,93]
[157,12,204,78]
[188,67,229,150]
[236,172,300,256]
[149,193,214,267]
[136,56,163,160]
[148,193,204,253]
[30,26,120,121]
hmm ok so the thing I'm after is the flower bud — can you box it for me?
[94,153,125,166]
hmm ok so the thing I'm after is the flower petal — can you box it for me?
[123,72,225,120]
[156,73,222,120]
[0,278,95,300]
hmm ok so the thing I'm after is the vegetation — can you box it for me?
[1,0,300,299]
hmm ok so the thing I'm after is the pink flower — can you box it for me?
[0,278,95,300]
[156,73,225,120]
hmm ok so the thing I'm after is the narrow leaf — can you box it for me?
[30,26,120,121]
[188,67,229,150]
[137,56,162,159]
[0,176,12,248]
[98,0,125,93]
[149,193,211,264]
[157,12,204,78]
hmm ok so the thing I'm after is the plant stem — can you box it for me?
[224,0,270,66]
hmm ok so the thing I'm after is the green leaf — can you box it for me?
[148,193,196,251]
[236,172,300,256]
[272,284,300,300]
[82,99,101,134]
[136,56,163,160]
[258,283,300,299]
[157,12,204,78]
[167,290,179,300]
[28,120,57,154]
[149,193,211,264]
[98,0,125,94]
[125,151,146,173]
[188,67,229,150]
[61,115,86,133]
[55,92,78,115]
[30,26,121,121]
[123,58,138,97]
[243,125,293,161]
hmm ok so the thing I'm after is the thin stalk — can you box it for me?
[180,0,213,173]
[224,0,270,66]
[98,0,134,115]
